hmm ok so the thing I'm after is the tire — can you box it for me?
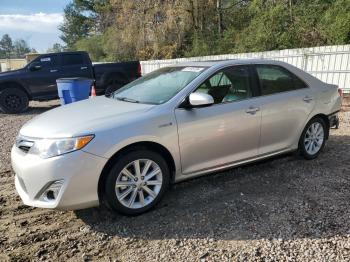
[104,150,170,215]
[298,117,327,160]
[105,84,122,97]
[104,78,125,97]
[0,88,29,114]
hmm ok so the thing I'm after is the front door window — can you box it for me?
[194,66,253,104]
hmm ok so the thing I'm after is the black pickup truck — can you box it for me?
[0,51,141,113]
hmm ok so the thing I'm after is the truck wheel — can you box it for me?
[0,88,29,114]
[105,84,123,97]
[105,78,126,97]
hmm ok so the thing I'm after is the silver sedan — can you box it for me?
[11,60,342,215]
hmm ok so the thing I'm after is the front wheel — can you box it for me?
[0,88,29,114]
[298,117,327,160]
[104,150,170,215]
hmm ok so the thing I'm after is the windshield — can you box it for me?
[112,66,206,104]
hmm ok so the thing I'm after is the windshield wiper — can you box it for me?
[116,97,140,103]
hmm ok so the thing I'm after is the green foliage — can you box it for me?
[0,34,13,58]
[0,34,33,59]
[60,0,113,50]
[321,0,350,44]
[184,32,220,57]
[59,2,92,49]
[47,43,65,53]
[74,35,107,61]
[13,40,31,57]
[59,0,350,61]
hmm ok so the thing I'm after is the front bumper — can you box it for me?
[11,145,107,210]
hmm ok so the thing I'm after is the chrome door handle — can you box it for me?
[245,106,260,115]
[81,66,88,70]
[50,69,58,73]
[303,96,313,102]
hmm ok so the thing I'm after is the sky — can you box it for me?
[0,0,71,52]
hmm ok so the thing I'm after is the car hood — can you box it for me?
[0,68,24,78]
[20,96,155,138]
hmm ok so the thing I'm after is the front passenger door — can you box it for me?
[24,55,60,98]
[175,66,262,175]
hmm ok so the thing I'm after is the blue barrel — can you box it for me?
[56,78,93,105]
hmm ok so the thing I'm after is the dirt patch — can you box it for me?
[1,101,350,261]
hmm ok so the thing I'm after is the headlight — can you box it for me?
[29,135,94,159]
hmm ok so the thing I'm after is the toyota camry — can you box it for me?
[11,60,342,215]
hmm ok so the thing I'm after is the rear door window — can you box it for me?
[62,54,84,66]
[255,65,307,96]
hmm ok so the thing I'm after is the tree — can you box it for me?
[58,0,350,61]
[59,0,113,49]
[13,39,31,58]
[47,43,65,53]
[75,35,106,61]
[0,34,13,58]
[59,2,91,49]
[320,0,350,44]
[0,34,35,58]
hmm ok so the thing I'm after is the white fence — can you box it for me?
[140,45,350,93]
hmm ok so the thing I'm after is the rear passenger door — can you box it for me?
[254,64,315,155]
[59,53,92,79]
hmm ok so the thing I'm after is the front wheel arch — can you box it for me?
[97,141,176,205]
[0,81,31,99]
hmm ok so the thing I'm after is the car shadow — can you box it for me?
[75,131,350,241]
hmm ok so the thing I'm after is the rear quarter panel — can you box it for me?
[274,62,341,147]
[278,61,341,116]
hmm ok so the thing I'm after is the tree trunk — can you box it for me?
[217,0,222,37]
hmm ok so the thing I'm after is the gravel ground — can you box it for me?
[0,100,350,261]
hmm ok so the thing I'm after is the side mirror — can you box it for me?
[189,93,214,107]
[28,62,42,71]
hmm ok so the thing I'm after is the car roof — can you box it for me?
[43,51,88,56]
[167,58,322,87]
[169,59,283,68]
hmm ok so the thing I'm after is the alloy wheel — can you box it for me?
[5,94,22,110]
[304,122,324,155]
[115,159,163,209]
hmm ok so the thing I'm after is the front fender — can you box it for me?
[0,79,31,97]
[81,114,182,175]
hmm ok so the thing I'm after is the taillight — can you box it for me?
[338,88,343,97]
[137,63,142,77]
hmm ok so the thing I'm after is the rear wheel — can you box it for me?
[0,88,29,114]
[104,78,125,97]
[104,150,170,215]
[105,85,122,97]
[298,117,327,159]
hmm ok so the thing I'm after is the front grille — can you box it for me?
[16,137,34,154]
[18,145,31,153]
